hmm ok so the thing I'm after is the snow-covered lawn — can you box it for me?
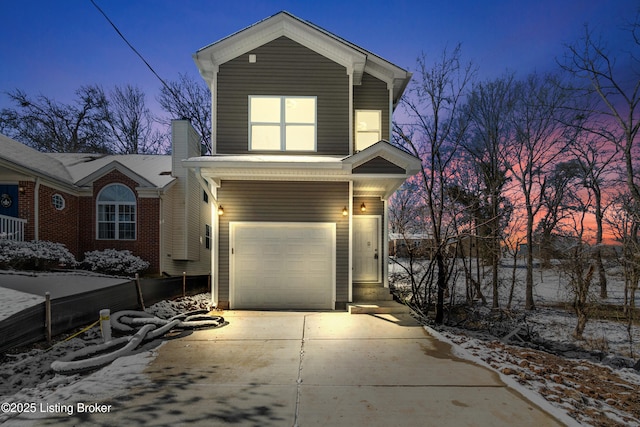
[0,287,43,322]
[390,258,640,426]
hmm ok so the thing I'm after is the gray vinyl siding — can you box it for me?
[353,73,390,143]
[353,157,405,174]
[217,36,350,155]
[217,180,350,305]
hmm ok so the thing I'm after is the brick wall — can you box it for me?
[78,170,161,274]
[38,185,79,255]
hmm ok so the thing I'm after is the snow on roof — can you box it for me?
[49,153,174,188]
[0,134,73,183]
[0,134,174,189]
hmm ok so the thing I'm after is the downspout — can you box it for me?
[158,189,164,275]
[34,177,40,241]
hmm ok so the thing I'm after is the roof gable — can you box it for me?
[50,153,174,189]
[194,11,411,105]
[352,156,406,174]
[342,140,421,175]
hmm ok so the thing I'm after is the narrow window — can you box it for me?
[97,184,136,240]
[205,224,211,250]
[249,96,316,151]
[355,110,382,151]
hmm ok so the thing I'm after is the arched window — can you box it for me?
[97,184,136,240]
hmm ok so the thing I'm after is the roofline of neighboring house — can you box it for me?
[0,135,175,196]
[0,157,78,194]
[75,160,158,188]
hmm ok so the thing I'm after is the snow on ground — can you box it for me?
[0,293,212,426]
[0,287,43,322]
[1,261,640,426]
[391,258,640,426]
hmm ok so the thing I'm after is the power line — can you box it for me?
[89,0,184,105]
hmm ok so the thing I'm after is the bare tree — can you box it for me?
[564,198,596,340]
[536,159,582,267]
[394,45,475,324]
[506,73,571,310]
[606,193,639,359]
[102,84,167,154]
[567,125,618,297]
[157,73,211,154]
[0,86,111,153]
[561,19,640,210]
[460,75,516,309]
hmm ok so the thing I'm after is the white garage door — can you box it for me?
[230,222,335,309]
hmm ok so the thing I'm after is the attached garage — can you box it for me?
[229,222,336,309]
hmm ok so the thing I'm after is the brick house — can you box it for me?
[0,132,213,276]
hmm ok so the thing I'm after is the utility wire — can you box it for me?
[89,0,185,106]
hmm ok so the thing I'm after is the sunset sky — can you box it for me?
[0,0,637,116]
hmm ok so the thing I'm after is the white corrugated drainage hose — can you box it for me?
[51,310,226,374]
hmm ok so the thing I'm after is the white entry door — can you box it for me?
[230,222,335,309]
[353,216,380,282]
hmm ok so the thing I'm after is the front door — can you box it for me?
[0,185,19,217]
[353,216,380,282]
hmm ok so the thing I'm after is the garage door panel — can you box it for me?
[230,222,335,310]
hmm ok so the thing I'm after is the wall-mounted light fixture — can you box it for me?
[342,207,348,216]
[360,203,366,212]
[18,186,25,195]
[217,205,224,216]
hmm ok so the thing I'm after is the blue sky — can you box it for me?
[0,0,636,114]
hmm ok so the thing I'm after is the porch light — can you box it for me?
[217,205,224,216]
[360,203,366,212]
[342,207,348,216]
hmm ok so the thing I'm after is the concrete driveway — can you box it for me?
[26,311,565,426]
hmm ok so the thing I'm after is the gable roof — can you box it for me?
[0,134,73,184]
[342,140,422,175]
[49,153,174,188]
[0,134,174,192]
[193,11,412,107]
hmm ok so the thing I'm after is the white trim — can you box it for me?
[349,71,354,156]
[96,183,137,241]
[248,95,317,152]
[348,181,353,302]
[212,200,219,308]
[210,66,218,154]
[388,85,394,142]
[34,178,40,241]
[383,199,389,288]
[229,221,336,309]
[354,109,382,152]
[353,215,382,283]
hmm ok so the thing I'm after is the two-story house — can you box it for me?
[176,11,420,310]
[0,11,419,310]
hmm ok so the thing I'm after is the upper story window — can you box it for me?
[97,184,136,240]
[355,110,382,151]
[249,96,316,151]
